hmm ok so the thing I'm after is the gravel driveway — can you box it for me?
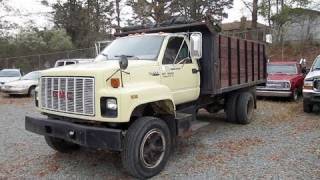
[0,94,319,179]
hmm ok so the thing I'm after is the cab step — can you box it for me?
[176,112,210,137]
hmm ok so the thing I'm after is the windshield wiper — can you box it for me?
[114,55,140,60]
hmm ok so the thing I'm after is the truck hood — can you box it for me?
[0,77,21,84]
[267,74,298,81]
[41,60,157,77]
[305,70,320,80]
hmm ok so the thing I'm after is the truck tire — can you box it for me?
[121,116,172,179]
[236,92,254,124]
[292,89,299,101]
[45,136,80,153]
[225,93,239,123]
[303,100,313,113]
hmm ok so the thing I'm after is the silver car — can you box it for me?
[0,69,22,90]
[1,71,41,96]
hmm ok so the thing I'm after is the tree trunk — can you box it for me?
[252,0,258,29]
[115,0,120,32]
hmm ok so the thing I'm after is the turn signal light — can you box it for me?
[303,85,313,90]
[111,78,120,88]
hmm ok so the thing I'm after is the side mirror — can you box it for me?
[190,33,202,59]
[119,55,128,70]
[299,58,306,65]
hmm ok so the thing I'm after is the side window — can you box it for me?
[176,42,191,64]
[66,61,75,65]
[163,37,191,65]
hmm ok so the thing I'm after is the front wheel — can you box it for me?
[28,86,36,97]
[292,89,299,101]
[121,117,172,179]
[303,100,313,113]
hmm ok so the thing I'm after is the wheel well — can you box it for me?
[130,100,177,136]
[28,85,36,93]
[131,100,175,119]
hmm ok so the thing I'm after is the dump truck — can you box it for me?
[25,20,267,179]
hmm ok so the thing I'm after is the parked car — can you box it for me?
[54,59,93,67]
[1,71,41,96]
[0,69,23,90]
[303,55,320,112]
[256,61,305,101]
[25,20,267,179]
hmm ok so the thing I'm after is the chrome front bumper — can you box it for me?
[256,87,292,97]
[303,89,320,103]
[0,86,29,95]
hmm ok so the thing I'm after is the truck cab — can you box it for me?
[25,21,266,179]
[303,55,320,112]
[256,61,305,101]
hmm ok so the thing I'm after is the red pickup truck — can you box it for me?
[256,61,305,101]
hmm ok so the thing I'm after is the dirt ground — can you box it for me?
[0,93,319,179]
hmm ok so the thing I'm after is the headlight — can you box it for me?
[106,98,117,110]
[283,82,291,89]
[101,97,118,117]
[304,81,314,90]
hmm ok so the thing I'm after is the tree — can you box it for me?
[52,0,114,47]
[172,0,233,22]
[0,0,19,36]
[127,0,174,25]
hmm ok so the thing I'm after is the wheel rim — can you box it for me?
[140,128,166,169]
[247,98,254,120]
[30,89,35,97]
[293,90,298,100]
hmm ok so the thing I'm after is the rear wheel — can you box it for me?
[225,93,239,123]
[303,100,313,113]
[236,92,255,124]
[121,117,172,179]
[45,136,80,153]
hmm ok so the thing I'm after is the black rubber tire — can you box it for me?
[28,86,36,97]
[44,136,80,153]
[303,100,313,113]
[236,92,255,124]
[292,89,299,101]
[121,116,172,179]
[225,93,239,123]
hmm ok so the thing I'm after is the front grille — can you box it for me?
[266,80,290,89]
[40,77,95,116]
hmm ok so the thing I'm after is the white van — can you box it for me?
[54,59,93,67]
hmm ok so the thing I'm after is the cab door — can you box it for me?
[160,36,200,104]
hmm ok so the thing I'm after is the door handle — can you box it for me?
[192,68,199,74]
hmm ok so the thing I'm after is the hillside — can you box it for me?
[268,43,320,67]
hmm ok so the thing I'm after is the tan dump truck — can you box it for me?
[25,20,267,178]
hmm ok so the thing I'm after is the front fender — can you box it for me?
[99,82,174,123]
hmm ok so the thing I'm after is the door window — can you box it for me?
[163,37,191,65]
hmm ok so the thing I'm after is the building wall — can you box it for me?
[282,14,320,43]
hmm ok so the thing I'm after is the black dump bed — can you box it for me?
[116,20,267,96]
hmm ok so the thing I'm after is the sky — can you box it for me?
[1,0,256,30]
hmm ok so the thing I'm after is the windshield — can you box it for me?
[96,35,164,61]
[21,71,40,80]
[267,64,297,74]
[0,70,20,77]
[312,56,320,71]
